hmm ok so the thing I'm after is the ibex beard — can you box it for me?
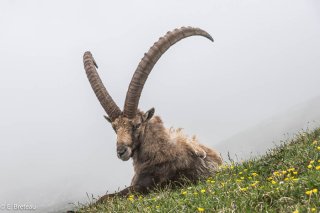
[83,27,222,204]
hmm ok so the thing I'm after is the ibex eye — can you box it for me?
[133,123,141,130]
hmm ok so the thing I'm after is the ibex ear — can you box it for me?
[103,115,112,123]
[142,108,155,123]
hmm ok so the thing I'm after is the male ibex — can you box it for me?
[83,27,222,203]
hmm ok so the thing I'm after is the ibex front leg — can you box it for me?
[97,173,155,203]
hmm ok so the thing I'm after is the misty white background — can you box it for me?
[0,0,320,212]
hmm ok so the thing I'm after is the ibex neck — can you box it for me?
[132,116,168,168]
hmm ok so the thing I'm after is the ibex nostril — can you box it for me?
[117,148,126,156]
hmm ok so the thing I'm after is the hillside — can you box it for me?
[74,128,320,212]
[216,96,320,161]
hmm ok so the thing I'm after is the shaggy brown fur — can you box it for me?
[97,109,222,203]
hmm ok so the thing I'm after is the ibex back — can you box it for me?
[83,27,222,203]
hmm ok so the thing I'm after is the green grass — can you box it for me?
[76,128,320,213]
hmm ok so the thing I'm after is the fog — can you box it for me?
[0,0,320,212]
[216,95,320,162]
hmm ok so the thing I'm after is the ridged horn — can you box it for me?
[83,51,122,121]
[123,27,213,118]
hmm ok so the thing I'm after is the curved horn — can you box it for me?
[123,27,213,118]
[83,51,122,121]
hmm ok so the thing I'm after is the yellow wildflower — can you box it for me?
[310,160,315,164]
[282,171,287,175]
[273,171,280,176]
[240,177,245,180]
[317,146,320,151]
[201,189,206,193]
[239,172,243,175]
[128,195,134,201]
[284,178,289,181]
[197,207,205,212]
[288,168,295,172]
[293,210,299,213]
[307,164,313,169]
[305,189,317,195]
[316,166,320,170]
[252,172,258,177]
[271,180,277,184]
[293,178,299,181]
[240,187,248,191]
[251,181,259,187]
[306,190,312,195]
[312,140,318,145]
[194,192,198,196]
[181,191,187,195]
[311,208,316,212]
[211,180,215,184]
[293,171,298,175]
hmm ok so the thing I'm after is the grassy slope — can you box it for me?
[77,128,320,213]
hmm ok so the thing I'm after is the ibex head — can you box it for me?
[103,108,154,161]
[83,27,213,161]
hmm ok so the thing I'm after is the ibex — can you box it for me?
[83,27,222,203]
